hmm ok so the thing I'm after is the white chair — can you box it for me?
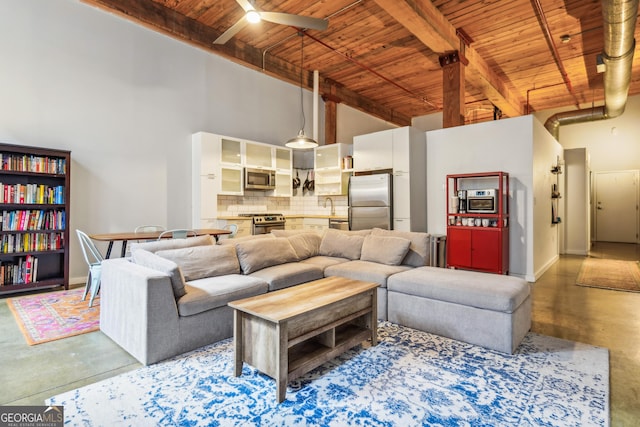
[157,229,197,240]
[217,224,238,242]
[76,229,104,307]
[134,225,166,236]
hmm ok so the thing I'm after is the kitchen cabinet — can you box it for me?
[353,127,427,231]
[314,143,352,196]
[303,217,329,231]
[245,142,273,169]
[353,130,393,171]
[220,138,242,165]
[285,217,303,231]
[192,132,292,228]
[446,172,509,274]
[274,148,292,197]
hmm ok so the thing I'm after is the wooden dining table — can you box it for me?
[89,228,232,258]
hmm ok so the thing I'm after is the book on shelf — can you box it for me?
[0,254,38,286]
[0,153,66,174]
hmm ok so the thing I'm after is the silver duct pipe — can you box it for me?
[544,0,638,139]
[603,0,638,117]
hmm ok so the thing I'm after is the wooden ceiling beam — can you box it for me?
[82,0,410,127]
[372,0,525,117]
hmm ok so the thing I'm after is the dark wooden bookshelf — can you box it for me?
[0,143,70,295]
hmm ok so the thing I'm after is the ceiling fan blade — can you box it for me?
[213,18,249,44]
[259,12,328,31]
[235,0,255,13]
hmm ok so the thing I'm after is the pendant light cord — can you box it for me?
[298,31,306,133]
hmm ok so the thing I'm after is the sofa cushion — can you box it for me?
[177,274,268,317]
[218,233,275,246]
[387,267,530,313]
[235,237,299,274]
[249,262,324,292]
[155,244,240,281]
[300,255,349,271]
[129,235,214,254]
[319,229,365,260]
[360,235,411,266]
[324,260,412,288]
[287,232,322,260]
[371,228,430,267]
[132,249,187,299]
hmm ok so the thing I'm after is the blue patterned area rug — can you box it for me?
[47,322,609,426]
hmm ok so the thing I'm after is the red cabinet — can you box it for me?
[446,172,509,274]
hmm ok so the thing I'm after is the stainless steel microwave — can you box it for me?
[244,167,276,191]
[466,189,498,213]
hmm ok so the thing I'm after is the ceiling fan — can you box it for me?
[213,0,328,45]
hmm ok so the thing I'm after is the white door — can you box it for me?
[593,170,638,243]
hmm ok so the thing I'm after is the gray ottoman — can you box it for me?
[387,267,531,354]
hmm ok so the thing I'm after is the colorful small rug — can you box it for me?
[6,288,99,345]
[577,258,640,293]
[47,322,609,426]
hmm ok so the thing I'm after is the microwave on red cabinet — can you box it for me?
[466,189,498,213]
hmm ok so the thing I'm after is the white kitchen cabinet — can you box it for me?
[245,141,273,168]
[353,130,393,171]
[221,138,242,165]
[303,217,329,231]
[314,143,353,196]
[192,132,292,228]
[285,217,304,231]
[220,166,243,194]
[353,126,427,232]
[274,148,293,197]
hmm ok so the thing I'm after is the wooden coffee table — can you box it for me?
[228,276,378,403]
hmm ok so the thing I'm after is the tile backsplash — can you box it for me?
[218,192,348,217]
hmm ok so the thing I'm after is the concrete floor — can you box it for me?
[1,242,639,426]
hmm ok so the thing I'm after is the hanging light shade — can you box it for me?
[286,32,318,149]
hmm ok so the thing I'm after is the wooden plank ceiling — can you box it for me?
[82,0,640,126]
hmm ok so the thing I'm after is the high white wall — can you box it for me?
[426,115,562,281]
[0,0,320,281]
[336,104,396,143]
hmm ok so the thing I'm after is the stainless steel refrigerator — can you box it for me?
[348,173,393,230]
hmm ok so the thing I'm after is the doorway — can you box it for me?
[592,170,639,243]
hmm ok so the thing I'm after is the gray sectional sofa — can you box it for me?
[100,228,531,365]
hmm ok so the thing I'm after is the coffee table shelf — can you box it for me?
[229,277,378,402]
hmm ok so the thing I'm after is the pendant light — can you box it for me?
[286,32,318,149]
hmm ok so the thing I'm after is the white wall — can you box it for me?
[336,104,396,144]
[0,0,328,281]
[564,148,590,255]
[426,115,562,280]
[531,119,564,277]
[535,96,640,173]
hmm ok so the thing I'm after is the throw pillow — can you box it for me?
[319,228,365,260]
[371,228,430,267]
[132,249,187,299]
[235,237,299,274]
[360,235,411,266]
[155,245,240,281]
[129,235,214,254]
[287,232,322,260]
[218,233,275,246]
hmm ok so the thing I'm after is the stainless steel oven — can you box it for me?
[466,189,498,213]
[239,213,286,235]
